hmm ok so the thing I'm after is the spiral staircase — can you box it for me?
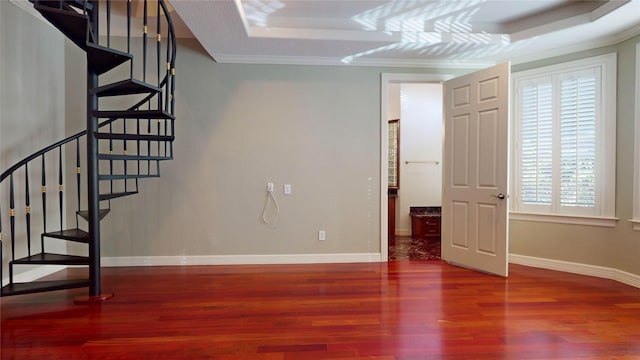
[0,0,176,300]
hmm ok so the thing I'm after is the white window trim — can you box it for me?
[632,42,640,230]
[510,212,618,228]
[511,53,617,227]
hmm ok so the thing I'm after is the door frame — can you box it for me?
[380,73,454,260]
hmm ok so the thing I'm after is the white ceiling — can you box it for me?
[169,0,640,68]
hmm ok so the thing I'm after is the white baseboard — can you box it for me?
[101,253,383,267]
[509,254,640,289]
[395,228,411,236]
[1,265,66,287]
[5,253,638,290]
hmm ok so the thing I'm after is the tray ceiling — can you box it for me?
[168,0,640,68]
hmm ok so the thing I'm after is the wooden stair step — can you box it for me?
[99,191,138,201]
[76,209,111,221]
[42,229,90,243]
[0,279,89,297]
[94,109,175,120]
[92,79,161,97]
[11,253,89,266]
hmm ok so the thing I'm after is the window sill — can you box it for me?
[510,212,619,228]
[629,219,640,231]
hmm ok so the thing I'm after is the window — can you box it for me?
[511,54,617,227]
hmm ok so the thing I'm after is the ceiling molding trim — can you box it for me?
[508,24,640,65]
[232,0,252,36]
[614,24,640,44]
[214,54,494,69]
[591,0,630,21]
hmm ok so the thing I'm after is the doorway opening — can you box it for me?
[380,73,452,261]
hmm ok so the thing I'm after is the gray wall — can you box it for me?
[0,1,67,279]
[91,38,467,258]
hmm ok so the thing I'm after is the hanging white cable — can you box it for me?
[261,185,280,228]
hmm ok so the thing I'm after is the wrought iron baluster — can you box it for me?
[76,138,81,228]
[147,118,152,163]
[40,154,47,232]
[9,174,16,271]
[136,118,142,175]
[25,164,31,256]
[143,0,148,83]
[157,121,161,168]
[41,154,46,250]
[124,119,128,192]
[164,119,168,156]
[106,0,111,47]
[109,121,113,198]
[157,1,162,110]
[127,0,133,77]
[58,146,63,232]
[165,23,171,113]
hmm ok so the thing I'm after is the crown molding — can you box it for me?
[214,54,494,70]
[213,23,640,69]
[508,24,640,65]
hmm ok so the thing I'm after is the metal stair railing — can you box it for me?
[1,0,177,295]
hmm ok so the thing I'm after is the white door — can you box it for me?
[441,62,510,277]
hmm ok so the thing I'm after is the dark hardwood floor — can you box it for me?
[2,262,639,359]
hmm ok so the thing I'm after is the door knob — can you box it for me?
[492,193,505,199]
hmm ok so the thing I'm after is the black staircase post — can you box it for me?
[86,0,102,298]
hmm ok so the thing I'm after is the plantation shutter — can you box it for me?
[559,69,598,208]
[520,80,553,206]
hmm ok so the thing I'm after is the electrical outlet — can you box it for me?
[267,182,274,192]
[284,184,292,195]
[318,230,326,241]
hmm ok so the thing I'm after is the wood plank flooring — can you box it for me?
[2,261,640,359]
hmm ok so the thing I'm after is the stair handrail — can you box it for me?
[0,85,167,184]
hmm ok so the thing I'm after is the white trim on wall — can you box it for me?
[510,254,640,289]
[632,42,640,230]
[380,73,454,262]
[215,54,495,69]
[102,253,382,267]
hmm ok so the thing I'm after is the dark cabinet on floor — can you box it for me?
[410,206,441,240]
